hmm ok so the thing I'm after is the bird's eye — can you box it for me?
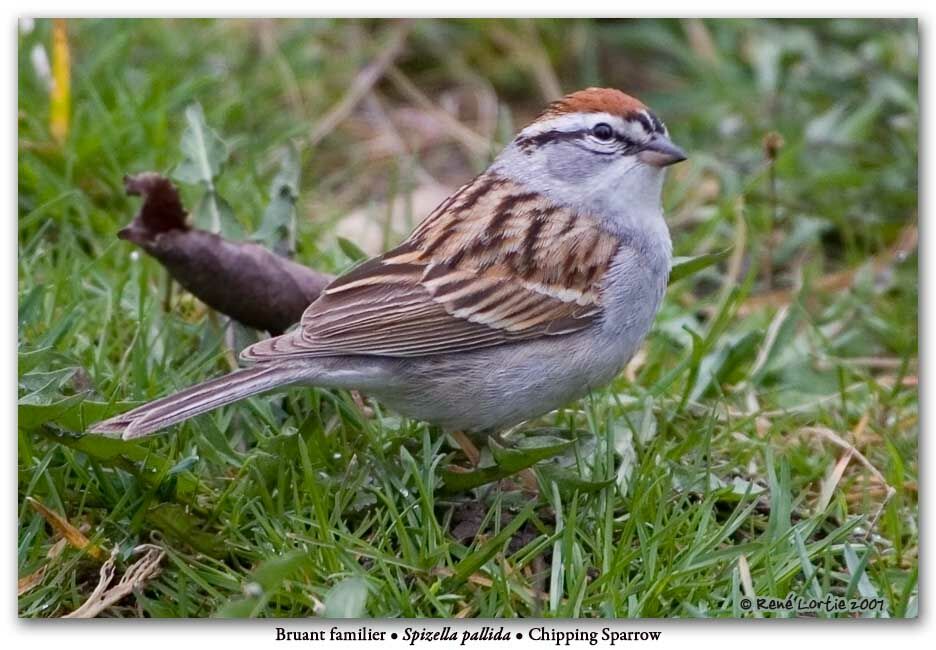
[591,123,614,141]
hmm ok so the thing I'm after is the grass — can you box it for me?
[18,18,918,618]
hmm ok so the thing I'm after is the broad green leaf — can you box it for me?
[214,596,260,619]
[37,427,147,460]
[19,395,139,432]
[18,346,73,377]
[440,464,512,493]
[19,394,85,430]
[19,367,78,397]
[173,103,227,187]
[194,191,242,239]
[489,436,572,472]
[671,465,729,494]
[251,551,313,592]
[172,103,241,237]
[537,464,614,496]
[254,143,300,251]
[324,576,369,618]
[441,435,572,493]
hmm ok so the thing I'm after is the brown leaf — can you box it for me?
[47,537,68,559]
[26,497,106,560]
[118,173,334,334]
[121,172,188,236]
[18,565,47,596]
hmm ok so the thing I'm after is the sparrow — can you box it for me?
[91,87,686,441]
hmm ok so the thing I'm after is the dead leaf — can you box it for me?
[47,537,68,559]
[18,566,47,596]
[815,449,854,515]
[799,426,896,538]
[27,497,105,560]
[118,173,333,334]
[63,544,165,618]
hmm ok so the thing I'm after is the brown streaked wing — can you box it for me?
[241,172,621,360]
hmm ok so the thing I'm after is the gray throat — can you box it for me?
[489,139,673,278]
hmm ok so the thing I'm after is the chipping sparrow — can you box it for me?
[91,88,686,440]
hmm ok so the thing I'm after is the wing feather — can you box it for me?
[241,173,621,361]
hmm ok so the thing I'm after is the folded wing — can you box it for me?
[241,173,621,361]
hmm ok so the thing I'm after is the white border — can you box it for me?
[5,4,928,649]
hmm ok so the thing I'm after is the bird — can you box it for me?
[90,87,686,443]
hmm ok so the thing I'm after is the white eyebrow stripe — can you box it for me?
[520,112,627,137]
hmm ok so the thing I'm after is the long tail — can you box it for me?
[89,364,306,440]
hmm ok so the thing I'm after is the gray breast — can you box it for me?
[598,224,671,346]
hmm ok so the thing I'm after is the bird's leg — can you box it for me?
[349,390,374,418]
[450,431,481,467]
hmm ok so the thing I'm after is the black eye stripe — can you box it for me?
[635,114,654,134]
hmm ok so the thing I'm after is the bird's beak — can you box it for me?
[638,134,688,168]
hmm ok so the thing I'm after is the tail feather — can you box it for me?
[89,364,305,440]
